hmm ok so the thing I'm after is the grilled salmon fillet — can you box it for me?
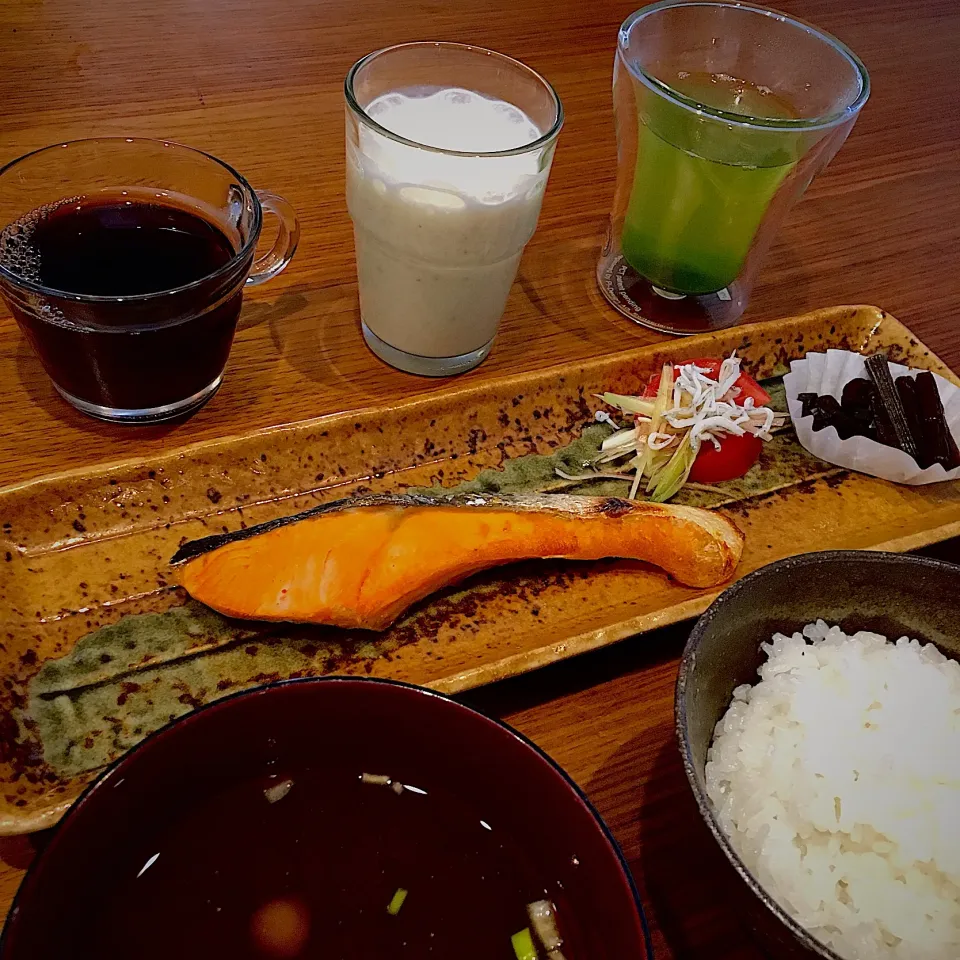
[172,493,744,631]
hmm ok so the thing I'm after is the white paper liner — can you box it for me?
[783,350,960,485]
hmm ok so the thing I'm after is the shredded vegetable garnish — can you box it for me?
[567,354,786,503]
[387,888,408,916]
[527,900,565,956]
[360,772,408,795]
[512,927,538,960]
[360,772,392,786]
[263,778,294,804]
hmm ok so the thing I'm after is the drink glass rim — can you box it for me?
[619,0,870,132]
[344,41,564,159]
[0,136,264,304]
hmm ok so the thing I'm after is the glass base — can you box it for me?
[54,375,223,424]
[597,253,748,336]
[362,321,494,377]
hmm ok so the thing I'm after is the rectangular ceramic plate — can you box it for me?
[2,305,960,835]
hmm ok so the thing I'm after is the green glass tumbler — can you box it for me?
[597,1,869,335]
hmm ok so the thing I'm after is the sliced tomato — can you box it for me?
[733,371,771,407]
[641,376,660,399]
[689,433,763,483]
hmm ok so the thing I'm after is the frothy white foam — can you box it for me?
[366,87,541,153]
[358,88,543,203]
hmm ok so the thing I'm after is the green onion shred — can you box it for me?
[512,927,538,960]
[387,887,408,916]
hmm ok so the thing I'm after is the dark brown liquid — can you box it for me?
[22,198,234,295]
[77,764,575,959]
[0,194,247,415]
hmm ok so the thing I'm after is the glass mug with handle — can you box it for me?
[598,1,870,335]
[0,137,300,423]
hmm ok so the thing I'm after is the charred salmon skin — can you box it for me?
[172,493,744,631]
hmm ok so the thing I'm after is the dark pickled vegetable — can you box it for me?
[865,354,918,459]
[798,392,819,418]
[869,384,900,448]
[808,395,837,427]
[840,378,876,428]
[835,414,862,441]
[914,371,960,470]
[805,393,862,440]
[796,356,959,471]
[895,377,928,467]
[810,394,842,432]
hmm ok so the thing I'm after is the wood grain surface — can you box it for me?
[0,0,958,955]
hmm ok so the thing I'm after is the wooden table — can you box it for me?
[0,0,957,953]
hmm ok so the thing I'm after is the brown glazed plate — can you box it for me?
[2,304,960,835]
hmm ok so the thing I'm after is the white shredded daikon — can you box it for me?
[660,355,783,455]
[593,409,618,428]
[601,427,637,452]
[647,431,676,451]
[571,354,787,500]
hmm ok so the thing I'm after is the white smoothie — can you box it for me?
[346,88,555,363]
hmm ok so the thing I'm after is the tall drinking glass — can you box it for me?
[345,43,563,376]
[597,1,869,335]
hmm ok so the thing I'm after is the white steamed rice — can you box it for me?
[705,620,960,960]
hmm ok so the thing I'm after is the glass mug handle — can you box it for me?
[246,191,301,286]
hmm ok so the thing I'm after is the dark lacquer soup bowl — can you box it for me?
[2,677,652,960]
